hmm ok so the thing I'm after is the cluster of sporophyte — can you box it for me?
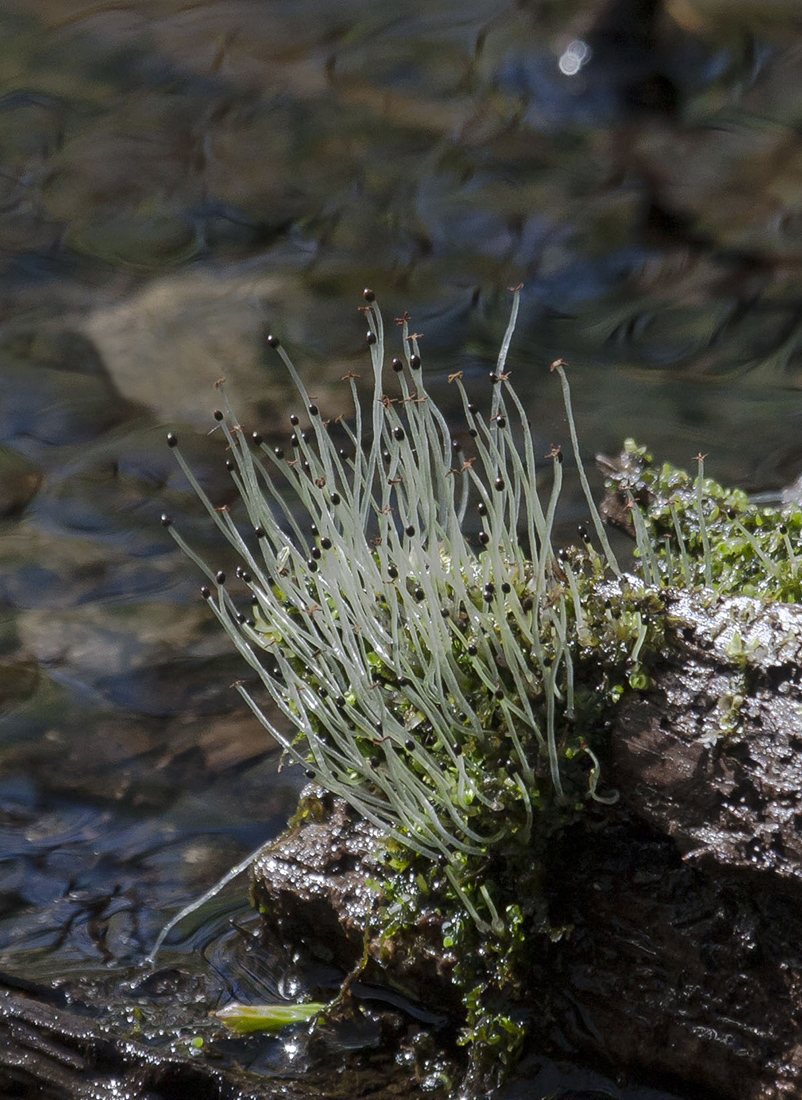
[601,440,802,603]
[156,288,666,1072]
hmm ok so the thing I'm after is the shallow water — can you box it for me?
[0,0,800,1095]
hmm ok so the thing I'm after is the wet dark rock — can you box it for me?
[252,793,382,966]
[251,792,462,1016]
[0,984,253,1100]
[548,810,802,1100]
[250,594,802,1100]
[614,592,802,885]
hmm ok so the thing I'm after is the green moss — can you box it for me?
[164,294,800,1089]
[605,439,802,601]
[359,549,670,1083]
[360,430,802,1079]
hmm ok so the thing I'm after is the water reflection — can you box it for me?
[558,39,592,77]
[0,0,801,1095]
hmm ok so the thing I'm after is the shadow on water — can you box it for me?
[0,0,801,1094]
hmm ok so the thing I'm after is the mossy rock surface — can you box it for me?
[251,590,802,1100]
[251,790,462,1016]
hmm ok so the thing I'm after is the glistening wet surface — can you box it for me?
[0,0,800,1095]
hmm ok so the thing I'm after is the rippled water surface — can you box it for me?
[0,0,801,1095]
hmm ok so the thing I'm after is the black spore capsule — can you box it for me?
[290,414,299,426]
[478,531,489,545]
[254,526,266,539]
[414,587,425,601]
[363,288,375,302]
[267,334,281,349]
[330,492,341,505]
[213,410,224,421]
[160,514,172,527]
[274,447,285,459]
[478,502,487,516]
[391,357,404,372]
[405,525,416,537]
[496,416,506,428]
[311,546,322,560]
[387,565,399,579]
[200,586,211,599]
[216,571,226,585]
[393,426,405,442]
[494,477,505,491]
[467,644,478,656]
[225,459,234,471]
[410,354,421,369]
[307,559,318,572]
[166,432,178,448]
[440,607,450,618]
[366,331,377,346]
[321,537,332,550]
[309,404,319,416]
[501,582,511,594]
[252,432,263,446]
[467,403,477,414]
